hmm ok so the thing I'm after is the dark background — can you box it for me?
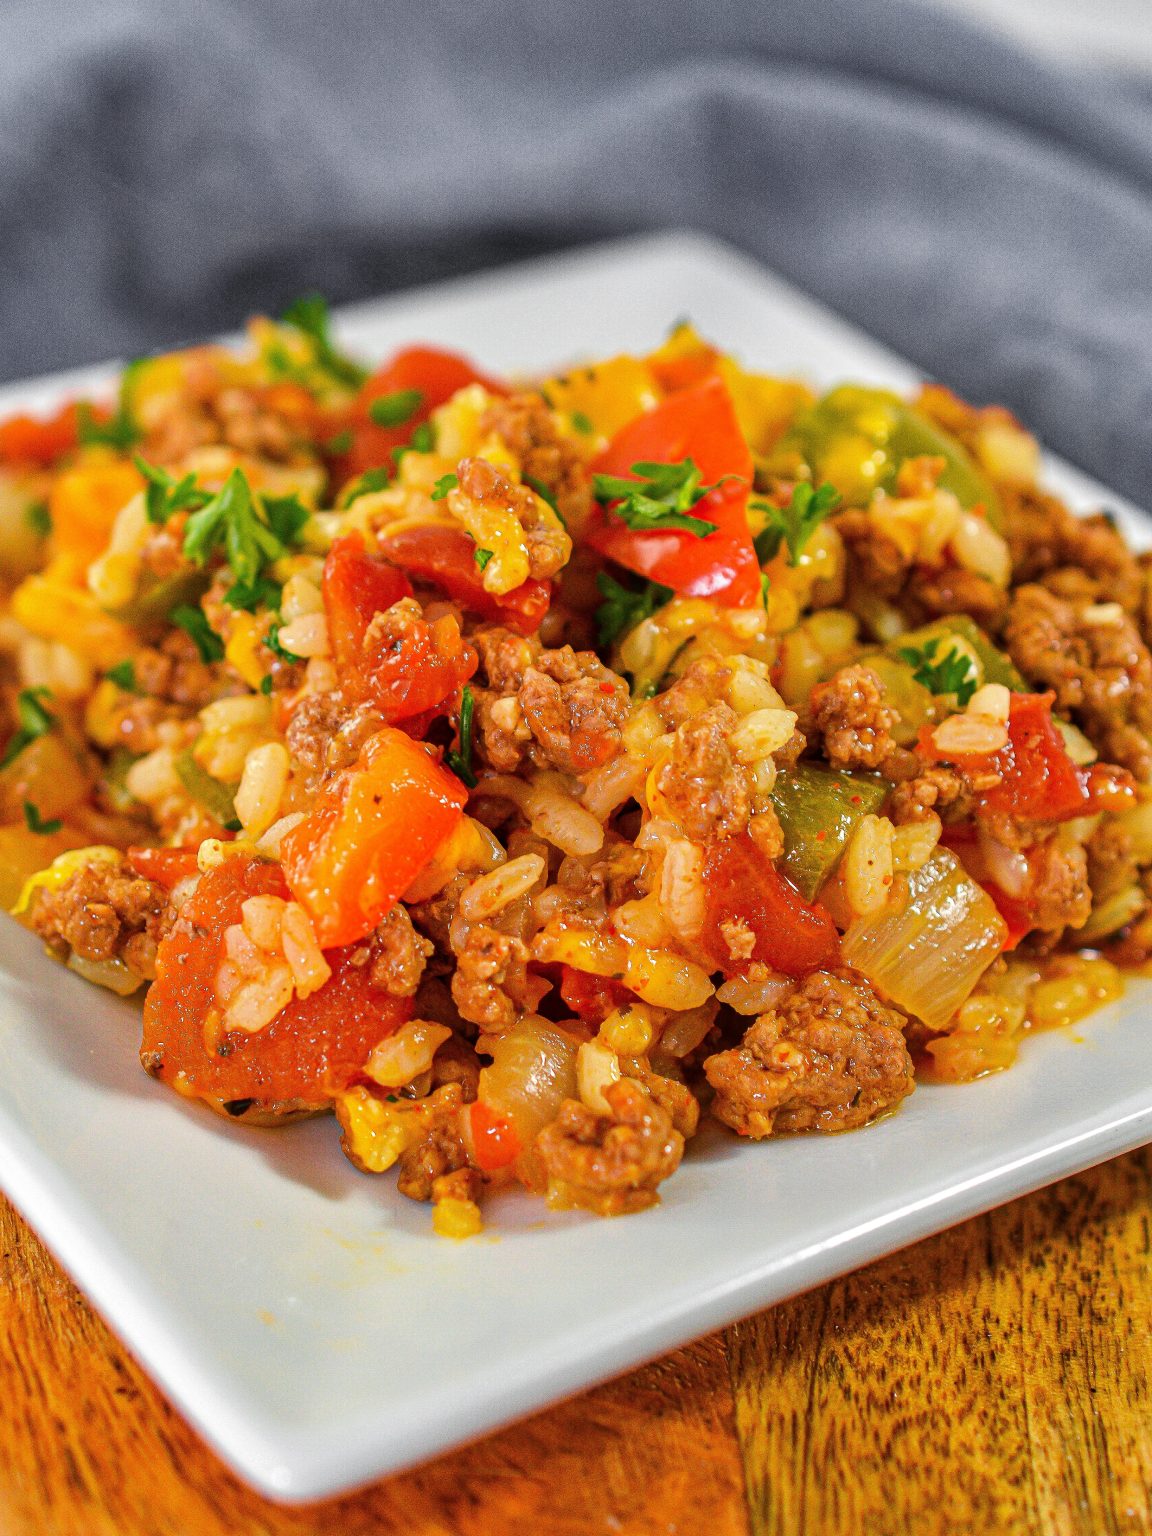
[2,0,1150,500]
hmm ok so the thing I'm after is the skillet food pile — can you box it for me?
[1,306,1147,1234]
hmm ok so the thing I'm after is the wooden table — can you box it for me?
[3,1147,1151,1536]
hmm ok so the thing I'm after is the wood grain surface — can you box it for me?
[2,1149,1151,1536]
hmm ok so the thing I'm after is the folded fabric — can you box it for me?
[0,0,1149,501]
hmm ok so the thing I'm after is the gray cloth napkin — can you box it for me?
[1,0,1149,502]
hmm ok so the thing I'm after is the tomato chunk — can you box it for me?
[0,402,82,467]
[328,346,504,483]
[699,833,840,976]
[587,376,760,608]
[468,1101,522,1172]
[559,965,633,1025]
[127,845,200,891]
[378,523,551,636]
[282,727,467,948]
[141,858,411,1108]
[922,692,1090,824]
[322,533,413,670]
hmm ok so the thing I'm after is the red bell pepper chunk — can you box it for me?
[587,377,760,608]
[328,346,504,483]
[282,727,467,949]
[922,692,1090,824]
[127,845,201,891]
[559,965,633,1025]
[0,402,83,467]
[377,523,551,636]
[140,857,412,1108]
[699,833,840,976]
[322,533,413,670]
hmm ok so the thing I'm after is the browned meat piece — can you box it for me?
[26,853,167,979]
[906,565,1008,632]
[285,690,385,794]
[1028,839,1091,933]
[517,653,630,774]
[456,457,570,581]
[535,1078,684,1215]
[408,873,468,952]
[1004,584,1152,780]
[133,627,243,709]
[624,1064,701,1139]
[834,508,909,598]
[396,1084,471,1202]
[1087,817,1139,905]
[654,705,749,841]
[810,664,897,771]
[430,1035,481,1102]
[365,905,433,997]
[704,969,913,1137]
[451,924,533,1031]
[471,627,629,774]
[888,762,976,825]
[480,391,592,530]
[139,353,318,469]
[1004,487,1143,613]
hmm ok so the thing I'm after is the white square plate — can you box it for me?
[2,232,1151,1503]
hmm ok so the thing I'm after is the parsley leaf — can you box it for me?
[749,482,840,566]
[570,410,594,436]
[369,389,424,428]
[325,429,353,455]
[431,473,458,502]
[106,660,138,692]
[170,605,225,663]
[23,801,61,835]
[26,501,51,537]
[280,294,368,388]
[898,637,979,706]
[340,467,391,507]
[446,684,477,788]
[595,573,673,648]
[392,420,436,470]
[524,475,568,530]
[181,469,307,609]
[134,455,212,526]
[593,459,722,537]
[77,400,140,451]
[1,688,55,769]
[474,547,494,571]
[264,622,304,664]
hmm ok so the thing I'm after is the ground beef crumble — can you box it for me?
[704,969,913,1136]
[479,391,592,530]
[810,663,897,771]
[26,854,168,979]
[654,704,750,841]
[1004,583,1152,780]
[535,1078,684,1215]
[395,1083,473,1202]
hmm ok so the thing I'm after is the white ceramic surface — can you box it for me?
[1,232,1150,1503]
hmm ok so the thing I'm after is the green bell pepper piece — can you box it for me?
[777,385,1001,528]
[174,750,239,828]
[771,764,890,900]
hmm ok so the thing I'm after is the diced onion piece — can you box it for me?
[477,1016,578,1185]
[841,850,1006,1031]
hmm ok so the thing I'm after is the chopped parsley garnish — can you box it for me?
[181,469,308,608]
[570,410,594,436]
[524,475,567,530]
[474,547,494,571]
[170,605,225,663]
[392,420,436,470]
[340,467,391,506]
[750,481,840,566]
[593,459,721,537]
[369,389,423,428]
[431,473,458,502]
[0,688,55,769]
[260,675,274,696]
[446,684,477,788]
[325,430,353,455]
[595,572,673,648]
[280,294,368,388]
[23,802,61,835]
[898,637,979,707]
[264,623,304,664]
[77,400,140,451]
[26,501,51,537]
[106,660,138,692]
[760,572,771,613]
[134,455,212,526]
